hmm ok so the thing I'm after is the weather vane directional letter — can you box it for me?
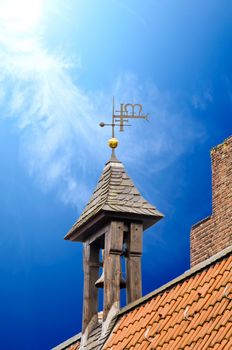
[99,97,149,158]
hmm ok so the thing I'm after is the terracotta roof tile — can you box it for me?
[56,341,80,350]
[53,248,232,350]
[103,252,232,350]
[66,344,80,350]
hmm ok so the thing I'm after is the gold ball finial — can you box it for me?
[108,137,119,149]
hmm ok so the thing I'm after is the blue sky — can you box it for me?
[0,1,231,349]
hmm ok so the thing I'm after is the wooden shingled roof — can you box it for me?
[65,159,163,240]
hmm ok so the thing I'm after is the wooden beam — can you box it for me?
[126,222,143,303]
[82,242,99,333]
[103,221,123,320]
[105,221,124,255]
[129,223,143,255]
[65,209,162,242]
[85,224,109,245]
[126,255,142,303]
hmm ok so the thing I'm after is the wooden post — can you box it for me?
[103,221,123,320]
[82,242,99,333]
[126,222,143,304]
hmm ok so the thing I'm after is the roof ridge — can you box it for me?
[51,332,81,350]
[104,161,117,208]
[118,244,232,317]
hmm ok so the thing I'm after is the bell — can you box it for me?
[120,273,126,289]
[95,271,104,288]
[95,268,126,289]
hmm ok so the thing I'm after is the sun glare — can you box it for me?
[0,0,43,32]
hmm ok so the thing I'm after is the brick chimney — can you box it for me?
[191,136,232,267]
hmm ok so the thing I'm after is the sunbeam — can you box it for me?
[0,0,44,32]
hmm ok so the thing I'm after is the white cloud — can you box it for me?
[192,89,213,110]
[0,6,101,208]
[103,73,206,174]
[0,6,206,209]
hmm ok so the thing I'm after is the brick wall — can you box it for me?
[191,136,232,267]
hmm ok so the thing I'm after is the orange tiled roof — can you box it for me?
[65,343,80,350]
[103,250,232,350]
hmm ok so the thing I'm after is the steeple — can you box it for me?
[64,101,164,345]
[65,158,163,242]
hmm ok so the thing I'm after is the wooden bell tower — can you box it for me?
[64,101,164,341]
[65,158,163,336]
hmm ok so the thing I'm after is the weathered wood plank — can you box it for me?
[105,221,124,255]
[86,224,109,245]
[126,222,143,303]
[103,253,121,319]
[103,221,124,320]
[126,255,142,303]
[129,222,143,255]
[82,243,99,333]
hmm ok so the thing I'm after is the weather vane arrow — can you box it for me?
[99,97,149,159]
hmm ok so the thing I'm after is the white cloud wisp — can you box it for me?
[0,4,205,208]
[0,4,100,207]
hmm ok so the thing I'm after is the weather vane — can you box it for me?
[99,97,149,158]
